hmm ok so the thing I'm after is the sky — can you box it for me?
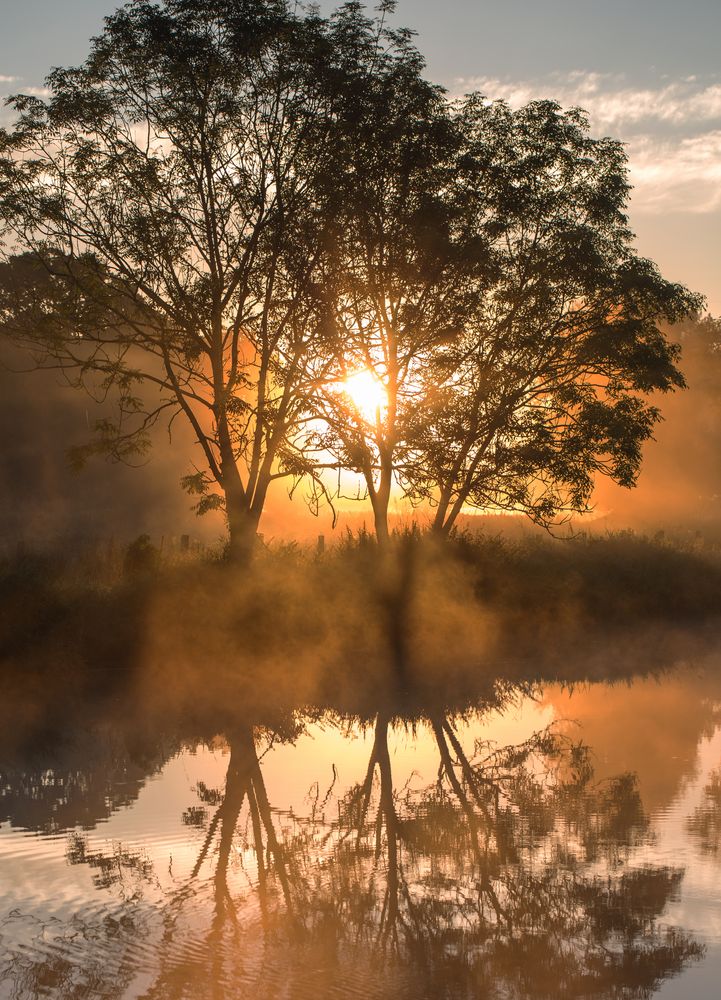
[0,0,719,311]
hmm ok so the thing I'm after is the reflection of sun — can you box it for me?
[342,369,387,422]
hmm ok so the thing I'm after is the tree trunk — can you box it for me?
[217,403,259,562]
[371,450,393,545]
[431,491,452,535]
[431,477,472,538]
[373,713,400,943]
[373,497,390,545]
[225,492,260,564]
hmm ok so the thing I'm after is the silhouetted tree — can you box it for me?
[0,0,419,560]
[406,98,702,534]
[1,2,701,552]
[298,92,700,541]
[302,27,478,542]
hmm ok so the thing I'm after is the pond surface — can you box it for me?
[3,668,721,998]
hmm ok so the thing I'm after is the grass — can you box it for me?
[1,527,720,725]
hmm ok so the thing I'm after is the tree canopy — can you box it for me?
[406,97,701,534]
[0,0,413,557]
[301,93,701,538]
[0,0,703,553]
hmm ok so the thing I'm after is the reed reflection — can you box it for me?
[688,769,721,857]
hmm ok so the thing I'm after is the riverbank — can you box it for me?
[2,530,720,719]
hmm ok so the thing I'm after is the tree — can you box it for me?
[301,92,699,542]
[0,0,408,561]
[302,33,484,543]
[0,3,703,556]
[405,98,703,534]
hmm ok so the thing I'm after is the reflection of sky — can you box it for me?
[652,727,721,999]
[656,729,721,934]
[1,1,718,310]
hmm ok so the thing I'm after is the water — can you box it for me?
[2,669,721,998]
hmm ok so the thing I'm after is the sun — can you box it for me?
[342,369,388,423]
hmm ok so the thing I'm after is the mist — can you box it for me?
[591,315,721,538]
[0,349,225,552]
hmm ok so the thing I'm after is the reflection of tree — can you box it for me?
[0,727,174,832]
[0,723,297,999]
[142,723,301,999]
[309,712,702,998]
[0,728,170,999]
[0,714,704,999]
[688,769,721,856]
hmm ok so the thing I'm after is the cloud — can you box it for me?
[631,131,721,213]
[0,84,52,128]
[0,84,48,98]
[453,72,721,132]
[451,72,721,215]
